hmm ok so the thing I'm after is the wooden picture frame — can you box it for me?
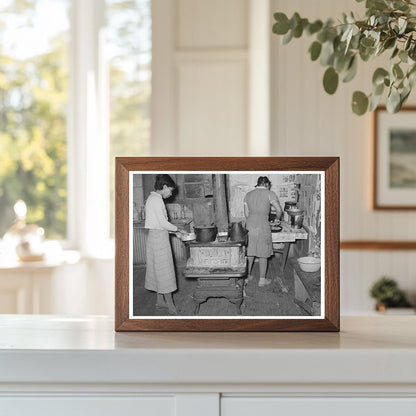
[373,106,416,210]
[115,157,339,331]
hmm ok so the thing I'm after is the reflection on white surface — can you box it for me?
[0,239,80,269]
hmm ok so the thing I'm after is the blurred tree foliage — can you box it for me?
[0,0,151,239]
[0,1,69,238]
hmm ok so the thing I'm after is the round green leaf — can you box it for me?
[293,18,308,38]
[405,34,413,51]
[352,91,369,115]
[367,0,388,11]
[334,52,352,73]
[369,92,383,112]
[384,37,396,50]
[399,50,408,63]
[307,20,323,35]
[360,37,375,48]
[400,88,411,107]
[273,13,290,35]
[290,13,301,30]
[317,30,328,43]
[387,87,401,113]
[309,41,322,61]
[373,82,385,96]
[372,68,389,86]
[393,63,404,79]
[323,67,339,95]
[342,56,357,83]
[391,47,399,59]
[359,44,375,62]
[320,40,335,66]
[282,29,293,44]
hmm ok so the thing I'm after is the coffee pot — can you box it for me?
[229,221,247,242]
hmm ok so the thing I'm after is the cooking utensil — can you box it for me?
[194,226,217,242]
[287,209,304,229]
[284,201,298,212]
[180,232,196,242]
[229,222,247,242]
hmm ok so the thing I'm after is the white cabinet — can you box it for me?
[222,398,416,416]
[1,397,175,416]
[1,316,416,415]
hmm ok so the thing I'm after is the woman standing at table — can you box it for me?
[244,176,283,287]
[144,174,185,315]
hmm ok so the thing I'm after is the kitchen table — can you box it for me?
[271,221,308,274]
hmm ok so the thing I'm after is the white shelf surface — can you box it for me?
[0,315,415,388]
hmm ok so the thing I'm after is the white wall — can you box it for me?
[271,0,416,313]
[41,0,416,316]
[152,0,252,156]
[151,0,416,314]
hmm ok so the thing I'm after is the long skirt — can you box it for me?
[246,226,273,258]
[145,229,177,294]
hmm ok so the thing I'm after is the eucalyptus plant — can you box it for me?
[272,0,416,115]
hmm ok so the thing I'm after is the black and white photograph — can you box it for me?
[129,171,324,318]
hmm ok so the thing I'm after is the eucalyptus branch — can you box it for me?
[272,0,416,115]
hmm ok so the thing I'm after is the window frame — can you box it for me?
[67,0,111,257]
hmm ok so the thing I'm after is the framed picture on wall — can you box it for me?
[115,157,339,332]
[374,106,416,209]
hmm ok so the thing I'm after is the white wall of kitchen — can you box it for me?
[22,0,414,316]
[150,0,416,314]
[270,0,416,313]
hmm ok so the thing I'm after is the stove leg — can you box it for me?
[230,298,244,315]
[193,298,205,314]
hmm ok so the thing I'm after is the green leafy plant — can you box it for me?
[272,0,416,115]
[369,276,411,309]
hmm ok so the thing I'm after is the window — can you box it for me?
[0,0,151,253]
[0,0,70,239]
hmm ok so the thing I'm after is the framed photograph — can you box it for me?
[115,157,339,331]
[374,106,416,210]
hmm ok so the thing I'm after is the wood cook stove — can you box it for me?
[184,241,247,314]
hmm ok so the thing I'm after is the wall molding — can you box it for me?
[340,241,416,250]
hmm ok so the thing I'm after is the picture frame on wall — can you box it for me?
[115,157,339,332]
[374,106,416,210]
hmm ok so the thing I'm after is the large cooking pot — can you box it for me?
[194,226,217,243]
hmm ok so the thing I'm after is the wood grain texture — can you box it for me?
[115,159,130,330]
[341,241,416,250]
[115,157,340,332]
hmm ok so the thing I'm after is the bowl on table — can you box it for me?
[297,256,321,273]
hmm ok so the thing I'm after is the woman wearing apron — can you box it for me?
[244,176,283,287]
[144,174,185,315]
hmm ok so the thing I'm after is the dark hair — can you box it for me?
[255,176,271,187]
[154,174,176,190]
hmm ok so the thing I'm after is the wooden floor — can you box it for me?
[133,255,309,317]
